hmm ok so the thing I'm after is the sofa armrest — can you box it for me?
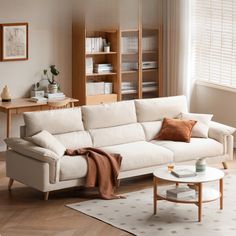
[208,121,236,143]
[5,138,60,184]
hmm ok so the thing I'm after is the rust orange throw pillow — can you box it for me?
[155,118,197,143]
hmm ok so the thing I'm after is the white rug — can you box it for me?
[67,174,236,236]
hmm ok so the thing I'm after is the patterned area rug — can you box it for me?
[67,174,236,236]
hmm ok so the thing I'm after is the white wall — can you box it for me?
[0,0,72,149]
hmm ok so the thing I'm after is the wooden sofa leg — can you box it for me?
[43,192,49,201]
[222,162,228,170]
[8,178,14,191]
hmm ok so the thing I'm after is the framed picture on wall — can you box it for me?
[0,23,28,61]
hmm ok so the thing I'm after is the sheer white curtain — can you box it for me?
[163,0,193,102]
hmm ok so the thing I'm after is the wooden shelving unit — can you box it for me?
[118,26,162,101]
[72,13,163,105]
[72,21,119,105]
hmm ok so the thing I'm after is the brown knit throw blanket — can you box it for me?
[65,147,123,200]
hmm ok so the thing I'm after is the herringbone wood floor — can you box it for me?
[0,151,236,236]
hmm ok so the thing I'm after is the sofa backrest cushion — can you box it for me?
[141,121,163,141]
[23,108,84,137]
[54,131,92,149]
[82,101,137,130]
[135,95,188,122]
[89,123,145,148]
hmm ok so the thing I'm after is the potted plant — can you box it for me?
[44,65,60,94]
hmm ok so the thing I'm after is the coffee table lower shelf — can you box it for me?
[153,179,224,222]
[157,186,221,204]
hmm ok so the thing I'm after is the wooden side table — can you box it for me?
[0,97,78,138]
[153,166,224,222]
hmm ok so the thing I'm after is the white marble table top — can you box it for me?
[153,165,224,183]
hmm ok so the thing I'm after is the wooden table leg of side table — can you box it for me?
[220,178,223,210]
[6,109,12,138]
[198,183,202,222]
[153,177,157,215]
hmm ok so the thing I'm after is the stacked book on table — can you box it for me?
[30,92,66,103]
[45,92,65,100]
[94,64,113,74]
[171,169,197,178]
[166,187,196,199]
[30,97,47,103]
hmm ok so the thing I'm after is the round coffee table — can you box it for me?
[153,165,224,222]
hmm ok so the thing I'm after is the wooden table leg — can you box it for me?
[6,109,12,138]
[198,183,202,222]
[220,178,223,210]
[153,176,157,215]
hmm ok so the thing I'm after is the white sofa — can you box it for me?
[5,95,235,200]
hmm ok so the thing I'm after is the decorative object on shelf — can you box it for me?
[39,70,50,92]
[1,85,11,102]
[196,157,207,172]
[44,65,60,94]
[30,82,44,98]
[0,23,28,61]
[103,41,110,52]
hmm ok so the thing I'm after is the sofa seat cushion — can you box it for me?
[60,155,88,181]
[151,138,224,162]
[101,141,174,171]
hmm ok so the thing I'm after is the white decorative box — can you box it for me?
[86,82,105,95]
[104,83,113,94]
[30,90,45,98]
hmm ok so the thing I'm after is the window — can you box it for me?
[192,0,236,89]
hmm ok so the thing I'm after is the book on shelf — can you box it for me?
[86,57,93,74]
[86,37,104,53]
[142,35,157,51]
[134,61,157,70]
[142,82,157,92]
[121,36,138,53]
[94,64,113,73]
[166,187,196,198]
[122,62,137,71]
[171,169,197,178]
[121,82,137,94]
[45,92,65,99]
[29,97,47,103]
